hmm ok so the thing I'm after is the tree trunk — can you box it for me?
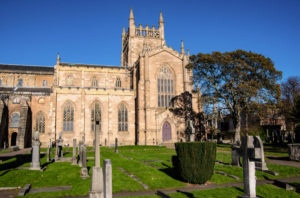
[234,111,241,144]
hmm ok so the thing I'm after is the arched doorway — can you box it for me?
[162,121,172,142]
[11,132,17,146]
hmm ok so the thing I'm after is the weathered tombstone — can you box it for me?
[3,141,6,150]
[72,138,77,165]
[231,142,241,166]
[90,120,104,198]
[115,138,118,153]
[78,140,83,167]
[30,131,41,170]
[47,139,51,162]
[253,136,268,170]
[104,159,112,198]
[80,144,89,178]
[241,136,259,198]
[288,143,300,161]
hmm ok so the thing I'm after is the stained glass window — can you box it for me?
[91,102,101,131]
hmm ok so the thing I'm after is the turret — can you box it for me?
[181,40,185,55]
[56,53,61,65]
[129,8,135,37]
[159,11,165,40]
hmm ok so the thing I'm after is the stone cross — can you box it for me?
[30,131,41,170]
[90,119,104,198]
[241,135,261,198]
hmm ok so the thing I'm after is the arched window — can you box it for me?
[116,77,122,88]
[36,111,45,133]
[157,66,174,107]
[92,77,98,87]
[11,112,20,128]
[91,102,101,131]
[63,101,74,131]
[118,103,128,131]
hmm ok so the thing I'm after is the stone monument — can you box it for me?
[72,138,77,165]
[104,159,112,198]
[80,144,89,178]
[90,119,104,198]
[115,138,118,153]
[241,135,261,198]
[30,131,41,170]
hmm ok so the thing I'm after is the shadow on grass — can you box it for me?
[0,153,32,174]
[176,190,195,198]
[159,162,182,181]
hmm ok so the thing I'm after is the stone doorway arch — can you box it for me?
[162,121,172,142]
[11,132,17,146]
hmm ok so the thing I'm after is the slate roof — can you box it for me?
[0,64,54,74]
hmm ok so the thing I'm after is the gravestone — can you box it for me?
[90,120,104,198]
[115,138,118,153]
[72,138,77,165]
[288,143,300,161]
[30,131,41,170]
[104,159,112,198]
[241,135,261,198]
[80,144,89,178]
[47,139,51,162]
[253,136,268,170]
[78,140,84,167]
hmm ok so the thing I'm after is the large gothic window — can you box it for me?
[11,112,20,128]
[36,111,45,133]
[157,66,174,107]
[63,101,74,131]
[91,102,101,132]
[118,103,128,131]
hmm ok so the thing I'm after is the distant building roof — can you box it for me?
[0,64,54,74]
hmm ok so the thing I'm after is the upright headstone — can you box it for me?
[30,131,41,170]
[80,144,89,178]
[242,136,257,198]
[47,139,51,162]
[253,136,268,170]
[115,138,118,153]
[90,120,104,198]
[78,140,83,167]
[72,138,77,165]
[57,134,64,158]
[104,159,112,198]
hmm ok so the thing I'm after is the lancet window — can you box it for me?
[118,103,128,131]
[63,101,74,131]
[36,111,45,133]
[91,102,101,132]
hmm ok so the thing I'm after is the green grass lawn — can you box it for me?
[0,144,299,197]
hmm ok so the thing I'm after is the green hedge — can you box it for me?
[172,142,216,184]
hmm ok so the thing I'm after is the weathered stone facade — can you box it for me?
[0,9,199,148]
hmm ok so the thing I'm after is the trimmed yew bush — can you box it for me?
[172,142,216,184]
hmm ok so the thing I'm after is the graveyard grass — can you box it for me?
[0,144,299,197]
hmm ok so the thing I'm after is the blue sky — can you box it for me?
[1,0,299,81]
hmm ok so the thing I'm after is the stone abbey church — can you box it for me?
[0,9,200,149]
